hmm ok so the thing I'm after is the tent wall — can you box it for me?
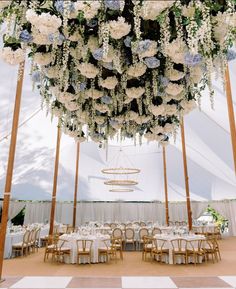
[15,200,236,236]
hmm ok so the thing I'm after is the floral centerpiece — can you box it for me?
[0,0,236,145]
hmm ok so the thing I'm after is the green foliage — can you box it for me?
[206,205,229,233]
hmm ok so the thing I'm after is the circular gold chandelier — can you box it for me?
[102,168,141,175]
[104,180,138,186]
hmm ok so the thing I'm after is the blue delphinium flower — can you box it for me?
[55,0,64,13]
[19,30,33,43]
[124,36,132,48]
[55,0,74,14]
[109,119,119,127]
[48,33,65,45]
[79,82,87,92]
[144,57,160,68]
[159,76,169,87]
[92,48,104,61]
[105,0,120,10]
[101,95,113,105]
[136,40,152,54]
[87,19,98,28]
[31,71,41,83]
[184,53,202,66]
[227,49,236,62]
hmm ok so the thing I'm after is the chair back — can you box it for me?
[66,225,74,234]
[104,223,110,227]
[187,239,203,251]
[152,227,162,236]
[140,222,146,227]
[35,228,41,241]
[101,239,111,250]
[112,227,123,238]
[171,238,187,252]
[133,221,140,226]
[154,238,168,252]
[125,228,135,240]
[76,239,93,252]
[143,236,153,250]
[169,221,174,226]
[175,221,180,226]
[110,223,117,229]
[139,228,148,239]
[23,230,30,244]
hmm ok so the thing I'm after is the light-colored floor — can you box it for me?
[3,237,236,277]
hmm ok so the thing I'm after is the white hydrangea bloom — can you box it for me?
[109,17,131,39]
[1,47,25,65]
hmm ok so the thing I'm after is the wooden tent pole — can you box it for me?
[225,64,236,175]
[162,146,169,226]
[72,142,80,229]
[0,62,25,281]
[49,125,61,236]
[180,118,192,231]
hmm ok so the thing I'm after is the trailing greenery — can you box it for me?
[206,205,228,233]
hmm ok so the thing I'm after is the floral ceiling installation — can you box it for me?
[0,0,236,145]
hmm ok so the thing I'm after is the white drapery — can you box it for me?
[8,201,25,220]
[19,199,236,236]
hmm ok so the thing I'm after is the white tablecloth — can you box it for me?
[4,226,49,259]
[60,233,110,264]
[154,234,205,264]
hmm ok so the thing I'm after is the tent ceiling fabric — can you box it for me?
[0,57,235,202]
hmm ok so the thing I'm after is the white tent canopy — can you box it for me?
[0,56,235,202]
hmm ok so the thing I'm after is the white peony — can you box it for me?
[70,47,82,60]
[58,92,77,103]
[76,111,89,123]
[34,53,53,66]
[126,87,145,99]
[1,47,25,65]
[137,41,158,58]
[141,1,175,20]
[109,17,131,39]
[100,76,118,90]
[87,36,99,53]
[135,115,151,124]
[163,123,176,134]
[74,1,100,19]
[127,62,147,78]
[166,83,184,96]
[126,111,139,121]
[94,103,110,113]
[74,136,86,143]
[164,104,178,116]
[165,38,187,64]
[150,125,164,134]
[78,63,99,78]
[84,89,103,99]
[45,66,60,78]
[166,68,185,81]
[26,10,61,35]
[181,99,197,114]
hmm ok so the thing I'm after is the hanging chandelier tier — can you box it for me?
[104,180,138,186]
[101,168,140,175]
[109,188,134,193]
[1,1,235,145]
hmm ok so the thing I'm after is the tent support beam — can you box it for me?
[162,146,169,226]
[0,62,25,281]
[49,125,61,236]
[72,142,80,230]
[180,117,192,231]
[225,64,236,175]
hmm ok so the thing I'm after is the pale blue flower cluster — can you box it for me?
[101,95,113,105]
[79,82,87,92]
[19,30,33,43]
[102,62,113,70]
[104,0,120,10]
[136,40,152,54]
[55,0,75,14]
[48,33,65,45]
[184,53,202,66]
[227,49,236,62]
[124,36,132,47]
[31,71,41,83]
[92,48,103,61]
[144,57,160,68]
[159,76,169,87]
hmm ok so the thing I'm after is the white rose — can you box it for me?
[109,17,131,39]
[166,83,184,96]
[74,1,100,19]
[84,89,103,99]
[78,63,99,78]
[126,87,145,99]
[165,39,187,64]
[149,104,165,116]
[100,76,118,90]
[127,62,147,78]
[166,68,185,81]
[64,101,79,111]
